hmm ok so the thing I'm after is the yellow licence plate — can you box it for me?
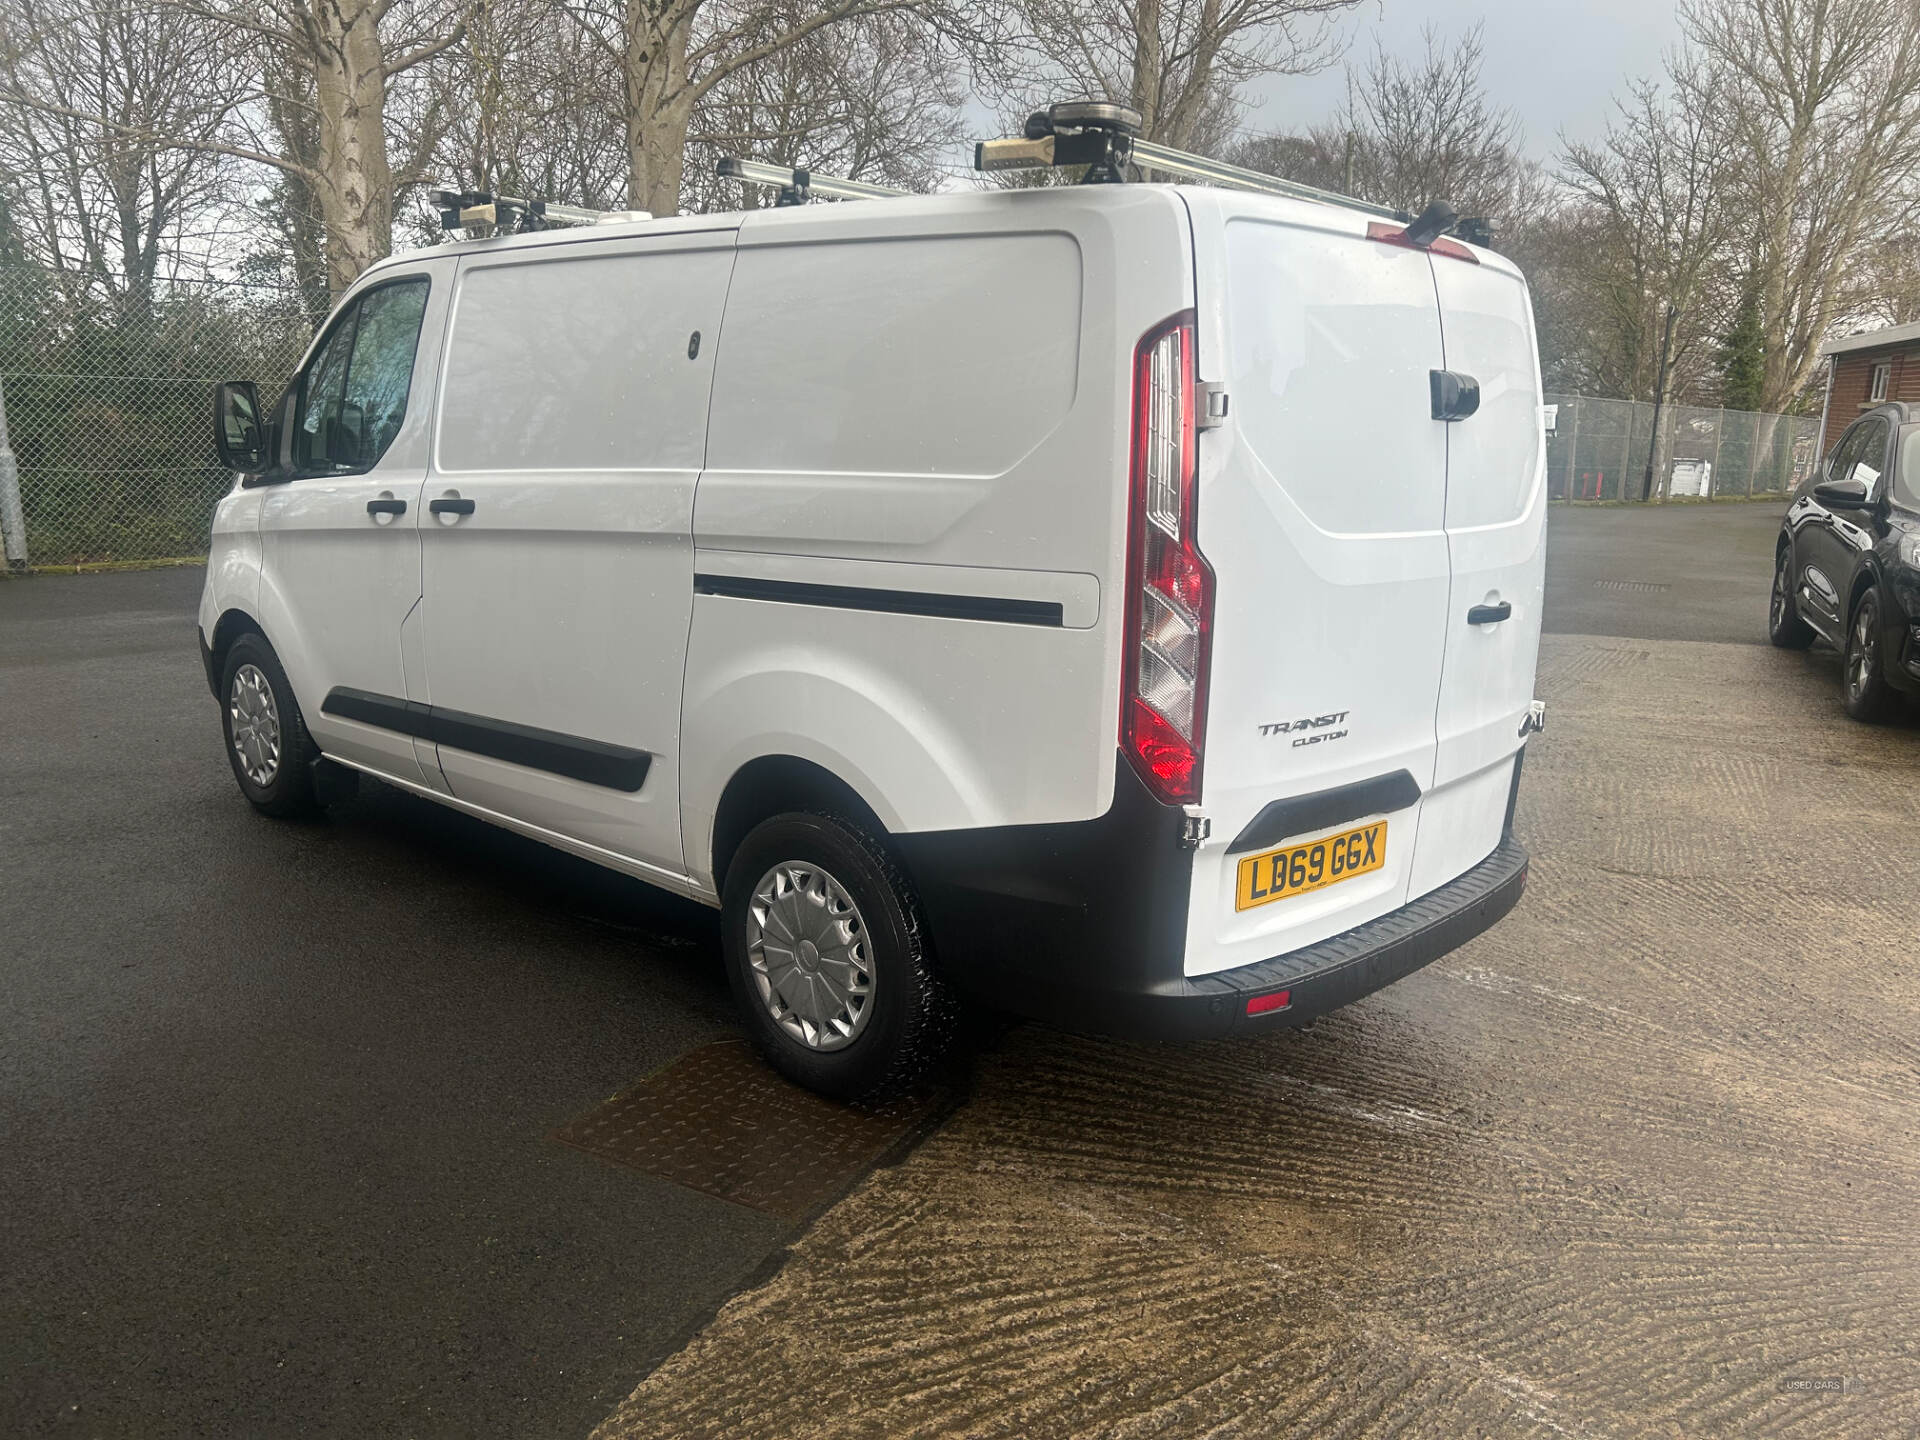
[1234,821,1387,912]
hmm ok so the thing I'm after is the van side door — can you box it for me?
[256,260,452,783]
[416,229,737,879]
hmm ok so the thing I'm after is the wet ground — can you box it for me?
[594,504,1920,1438]
[7,502,1917,1436]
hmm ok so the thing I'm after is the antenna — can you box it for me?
[975,102,1414,225]
[716,157,908,206]
[429,188,651,235]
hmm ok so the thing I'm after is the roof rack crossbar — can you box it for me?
[973,102,1413,223]
[429,187,650,234]
[717,157,908,205]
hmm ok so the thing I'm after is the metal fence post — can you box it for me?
[1565,397,1581,500]
[0,374,26,571]
[1618,413,1632,502]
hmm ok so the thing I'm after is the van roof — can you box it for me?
[366,183,1515,281]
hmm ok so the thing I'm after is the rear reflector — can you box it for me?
[1246,991,1292,1016]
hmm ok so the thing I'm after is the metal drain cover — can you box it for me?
[552,1040,943,1222]
[1594,578,1670,592]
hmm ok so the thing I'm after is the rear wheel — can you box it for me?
[1843,590,1897,723]
[720,811,955,1102]
[219,633,320,816]
[1769,545,1814,649]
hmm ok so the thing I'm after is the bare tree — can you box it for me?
[1562,62,1732,496]
[1686,0,1920,411]
[1001,0,1357,153]
[1232,25,1537,225]
[0,0,244,310]
[550,0,986,216]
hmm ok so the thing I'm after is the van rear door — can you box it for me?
[1181,193,1451,978]
[1410,252,1546,899]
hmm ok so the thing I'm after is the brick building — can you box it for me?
[1820,320,1920,454]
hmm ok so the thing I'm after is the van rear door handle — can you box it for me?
[1431,369,1481,421]
[429,496,476,517]
[1468,601,1512,625]
[365,498,406,516]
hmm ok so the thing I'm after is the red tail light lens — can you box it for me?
[1122,313,1213,805]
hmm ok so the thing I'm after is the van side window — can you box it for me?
[294,278,429,475]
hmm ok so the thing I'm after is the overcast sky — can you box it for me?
[1242,0,1686,158]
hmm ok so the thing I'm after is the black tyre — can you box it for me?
[720,811,956,1102]
[218,632,321,816]
[1843,589,1897,723]
[1769,544,1814,649]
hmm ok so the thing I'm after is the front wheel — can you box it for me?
[1843,590,1897,723]
[720,811,956,1102]
[1769,545,1814,649]
[219,633,321,816]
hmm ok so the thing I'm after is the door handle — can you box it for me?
[1468,601,1512,625]
[429,496,476,517]
[1431,369,1481,421]
[365,497,407,516]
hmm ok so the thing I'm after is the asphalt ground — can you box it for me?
[12,498,1919,1438]
[0,568,786,1437]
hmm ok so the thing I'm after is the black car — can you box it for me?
[1771,400,1920,719]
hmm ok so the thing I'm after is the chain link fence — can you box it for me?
[1545,393,1823,503]
[0,266,313,567]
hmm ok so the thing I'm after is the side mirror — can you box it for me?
[213,380,268,474]
[1813,475,1872,509]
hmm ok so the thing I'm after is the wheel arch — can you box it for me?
[709,755,891,896]
[1846,565,1880,627]
[205,607,268,696]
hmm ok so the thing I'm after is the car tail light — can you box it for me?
[1122,313,1213,805]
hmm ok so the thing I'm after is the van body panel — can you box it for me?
[682,188,1194,870]
[418,228,737,873]
[1179,193,1451,978]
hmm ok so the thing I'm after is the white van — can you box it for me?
[200,173,1546,1100]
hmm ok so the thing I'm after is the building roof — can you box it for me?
[1822,319,1920,357]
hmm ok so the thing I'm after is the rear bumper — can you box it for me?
[899,753,1529,1043]
[1086,834,1528,1040]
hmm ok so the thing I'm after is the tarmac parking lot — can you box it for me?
[5,500,1918,1438]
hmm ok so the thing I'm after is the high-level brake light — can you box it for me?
[1122,313,1213,806]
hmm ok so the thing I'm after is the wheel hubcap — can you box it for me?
[744,862,874,1052]
[229,663,282,786]
[1851,607,1877,698]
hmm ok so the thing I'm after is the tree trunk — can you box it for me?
[626,1,694,216]
[308,0,395,300]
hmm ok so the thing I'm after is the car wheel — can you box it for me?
[219,633,321,816]
[1843,590,1897,723]
[720,811,957,1103]
[1768,545,1814,649]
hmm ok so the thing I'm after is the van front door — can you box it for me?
[256,262,450,783]
[1414,250,1547,899]
[417,230,736,879]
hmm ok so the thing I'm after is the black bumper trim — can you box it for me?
[962,833,1529,1044]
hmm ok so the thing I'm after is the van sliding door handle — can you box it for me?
[1467,601,1512,625]
[429,496,476,517]
[365,498,407,516]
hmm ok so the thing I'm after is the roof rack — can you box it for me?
[974,102,1414,225]
[429,188,651,235]
[716,157,909,206]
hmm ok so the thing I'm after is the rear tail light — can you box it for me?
[1122,313,1213,805]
